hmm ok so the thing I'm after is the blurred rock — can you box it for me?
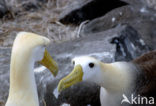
[145,0,156,10]
[81,5,156,50]
[0,48,10,104]
[43,80,60,106]
[122,0,156,10]
[0,0,8,18]
[22,1,39,11]
[59,0,127,25]
[111,25,150,61]
[21,0,48,11]
[58,82,100,106]
[121,0,146,6]
[4,0,48,14]
[80,6,135,34]
[59,0,156,27]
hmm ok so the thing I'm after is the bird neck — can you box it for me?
[6,51,39,106]
[99,62,136,93]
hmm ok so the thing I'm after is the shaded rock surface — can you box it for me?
[6,0,48,13]
[81,5,156,50]
[59,0,127,25]
[59,0,156,25]
[0,0,8,18]
[111,25,150,61]
[58,82,100,106]
[0,0,48,18]
[122,0,156,10]
[0,47,10,105]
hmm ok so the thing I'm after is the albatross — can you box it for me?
[58,51,156,106]
[5,32,58,106]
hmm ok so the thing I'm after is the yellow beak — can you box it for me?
[39,49,58,77]
[58,65,83,92]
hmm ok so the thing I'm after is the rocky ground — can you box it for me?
[0,0,156,106]
[0,0,79,47]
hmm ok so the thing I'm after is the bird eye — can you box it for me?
[89,63,94,68]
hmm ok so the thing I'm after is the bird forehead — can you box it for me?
[16,32,50,47]
[73,56,98,65]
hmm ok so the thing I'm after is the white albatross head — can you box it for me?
[58,56,103,92]
[58,56,134,92]
[11,32,58,76]
[72,56,102,81]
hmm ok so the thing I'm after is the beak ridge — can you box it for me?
[58,64,83,92]
[39,49,58,77]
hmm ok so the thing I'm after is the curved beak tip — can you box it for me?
[53,67,58,77]
[57,65,83,92]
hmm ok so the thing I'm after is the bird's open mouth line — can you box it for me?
[62,75,81,87]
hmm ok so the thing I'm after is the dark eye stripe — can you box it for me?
[89,63,94,68]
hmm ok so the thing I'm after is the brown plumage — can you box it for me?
[132,50,156,98]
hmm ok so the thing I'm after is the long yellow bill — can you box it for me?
[58,64,83,92]
[39,49,58,77]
